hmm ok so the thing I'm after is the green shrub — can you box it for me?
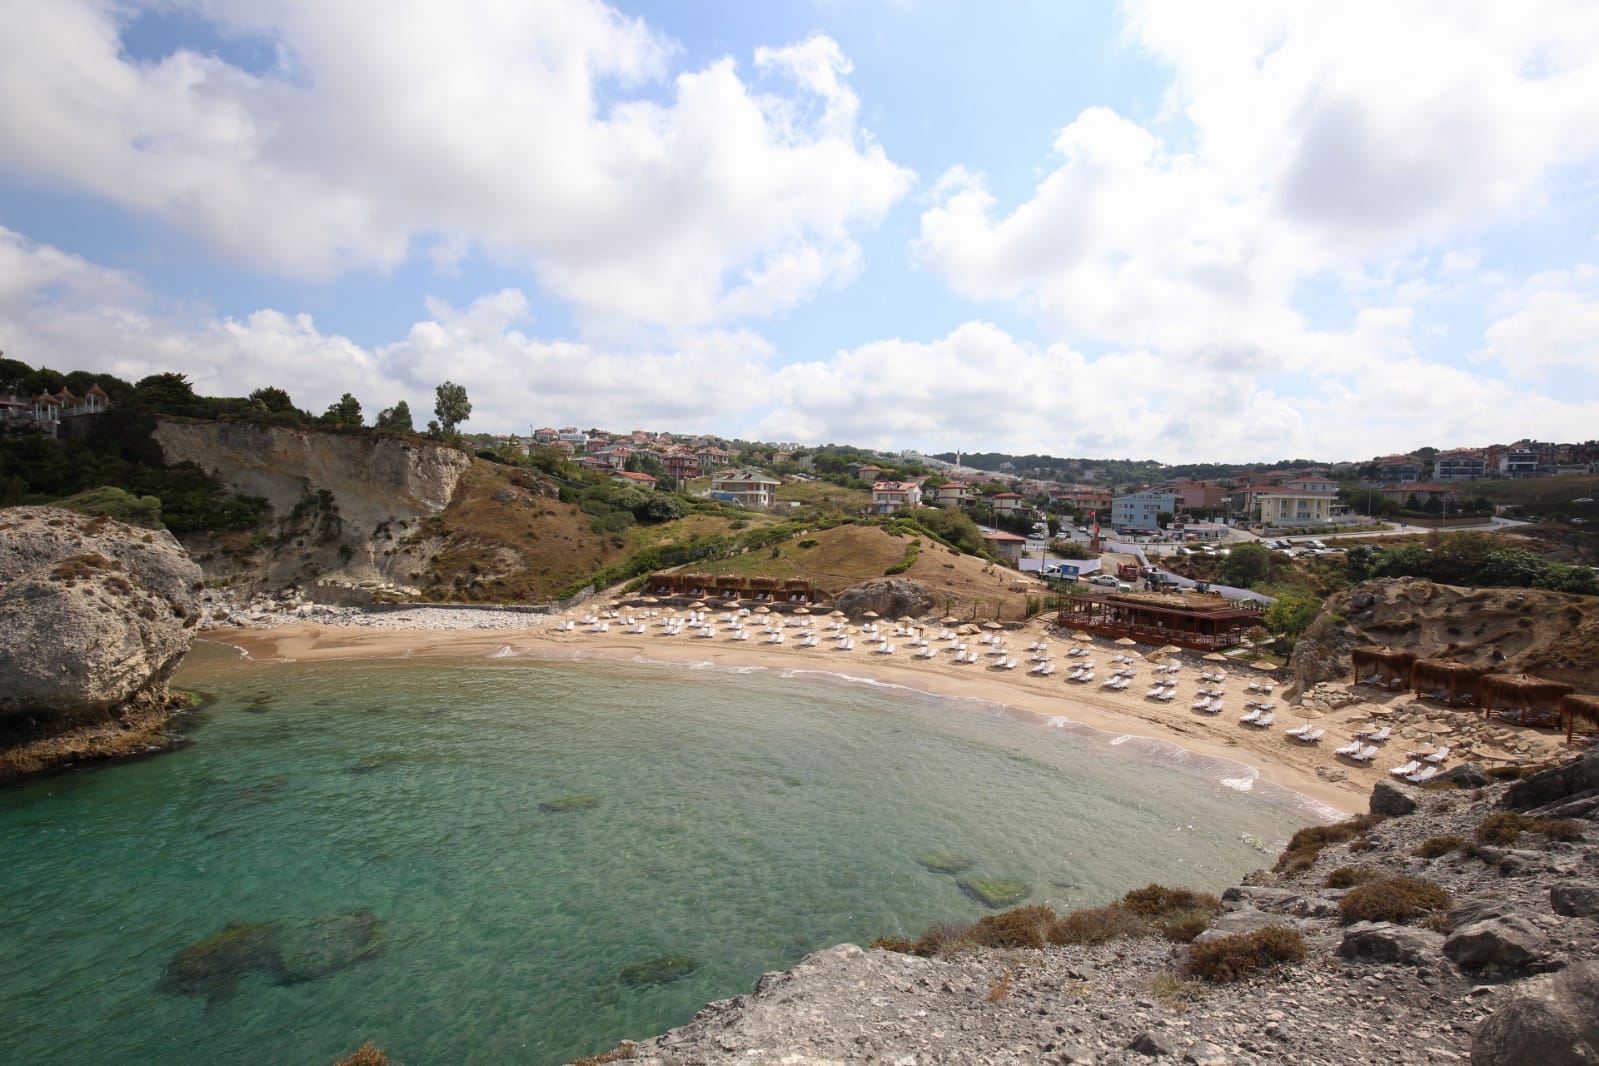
[1120,884,1222,942]
[970,905,1058,949]
[1339,876,1452,925]
[1412,835,1466,858]
[1185,926,1306,983]
[1324,865,1385,889]
[1273,814,1385,873]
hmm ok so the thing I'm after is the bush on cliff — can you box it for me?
[1185,926,1306,983]
[1339,876,1451,925]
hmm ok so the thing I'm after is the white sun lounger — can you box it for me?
[1424,746,1451,764]
[1406,765,1441,784]
[1348,744,1379,763]
[1389,760,1422,778]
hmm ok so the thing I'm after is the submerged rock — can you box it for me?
[159,912,385,1003]
[917,851,976,875]
[539,794,602,813]
[957,877,1030,909]
[620,953,700,987]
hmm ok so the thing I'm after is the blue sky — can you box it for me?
[2,1,1598,462]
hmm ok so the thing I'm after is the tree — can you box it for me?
[374,400,414,433]
[249,386,297,413]
[1220,542,1271,589]
[434,381,471,433]
[134,372,197,411]
[323,392,364,427]
[1264,592,1320,642]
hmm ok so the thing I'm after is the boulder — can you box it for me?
[1550,883,1599,918]
[0,506,202,722]
[1435,763,1493,789]
[1503,750,1599,811]
[1444,913,1548,972]
[1370,780,1421,817]
[1337,922,1445,965]
[1471,961,1599,1065]
[833,578,935,623]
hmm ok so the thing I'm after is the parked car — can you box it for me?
[1088,574,1119,587]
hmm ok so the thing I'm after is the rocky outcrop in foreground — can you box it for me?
[588,750,1599,1065]
[0,506,203,777]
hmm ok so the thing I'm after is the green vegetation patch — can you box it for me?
[957,877,1031,909]
[619,953,700,987]
[1475,812,1585,846]
[1273,813,1386,874]
[540,793,602,813]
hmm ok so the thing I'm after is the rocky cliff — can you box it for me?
[582,750,1599,1065]
[153,420,472,591]
[1290,577,1599,695]
[0,506,204,778]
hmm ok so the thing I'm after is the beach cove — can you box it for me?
[0,609,1335,1066]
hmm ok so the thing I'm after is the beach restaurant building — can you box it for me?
[1057,591,1264,651]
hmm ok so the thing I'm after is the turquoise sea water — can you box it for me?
[0,641,1325,1065]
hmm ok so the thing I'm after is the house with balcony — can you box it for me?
[930,480,970,507]
[989,491,1028,518]
[870,480,922,514]
[1111,490,1176,532]
[1168,480,1229,511]
[658,450,699,481]
[1374,454,1423,484]
[1435,449,1488,482]
[1250,487,1333,527]
[709,469,780,509]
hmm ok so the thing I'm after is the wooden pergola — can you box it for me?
[1410,659,1491,706]
[1352,645,1418,689]
[1559,694,1599,744]
[643,571,824,605]
[1056,592,1264,651]
[1479,673,1575,727]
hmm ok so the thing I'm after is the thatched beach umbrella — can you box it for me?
[1115,637,1137,647]
[690,601,707,610]
[1073,631,1094,643]
[1203,652,1229,663]
[830,610,846,618]
[1250,660,1278,672]
[984,621,1003,631]
[942,615,960,625]
[1479,673,1575,727]
[641,596,659,604]
[1157,645,1182,656]
[863,610,880,619]
[754,605,770,615]
[1558,694,1599,743]
[1410,659,1491,706]
[794,606,810,615]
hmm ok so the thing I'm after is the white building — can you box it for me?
[1111,491,1176,532]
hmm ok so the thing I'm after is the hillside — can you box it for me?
[1293,576,1599,692]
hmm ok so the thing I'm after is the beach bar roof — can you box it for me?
[1352,645,1418,688]
[1558,694,1599,743]
[642,571,823,605]
[1410,659,1491,706]
[1055,592,1263,652]
[1479,673,1575,727]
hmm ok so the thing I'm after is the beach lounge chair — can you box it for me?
[1145,687,1164,699]
[1389,760,1422,778]
[1004,658,1019,669]
[1406,766,1441,784]
[1041,663,1055,676]
[1367,726,1392,743]
[1423,746,1451,764]
[1284,723,1310,739]
[1334,740,1362,757]
[1208,701,1224,715]
[1349,744,1379,763]
[1255,712,1274,728]
[1294,728,1325,743]
[1239,707,1260,724]
[1194,697,1214,712]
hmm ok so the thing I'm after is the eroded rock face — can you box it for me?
[1471,962,1599,1066]
[833,578,935,622]
[0,506,202,721]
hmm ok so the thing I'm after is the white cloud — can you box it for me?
[1477,265,1599,370]
[0,2,912,327]
[913,1,1599,374]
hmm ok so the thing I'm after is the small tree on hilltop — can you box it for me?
[323,392,363,427]
[248,386,296,414]
[434,381,471,434]
[374,400,414,433]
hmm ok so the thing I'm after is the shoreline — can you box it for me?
[204,609,1398,815]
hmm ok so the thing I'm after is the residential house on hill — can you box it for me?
[1111,490,1176,532]
[1374,455,1422,484]
[611,470,658,491]
[1247,486,1333,527]
[871,481,922,514]
[1435,449,1488,482]
[989,491,1027,517]
[930,480,969,507]
[981,530,1026,565]
[1378,482,1458,507]
[709,469,780,509]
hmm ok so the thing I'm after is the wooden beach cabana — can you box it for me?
[1410,659,1491,706]
[642,572,824,607]
[1352,645,1418,689]
[1479,673,1575,727]
[1055,592,1264,651]
[1559,694,1599,744]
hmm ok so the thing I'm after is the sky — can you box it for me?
[2,1,1598,464]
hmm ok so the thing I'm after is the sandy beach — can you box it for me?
[207,599,1534,817]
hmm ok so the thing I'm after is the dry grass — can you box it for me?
[1324,865,1385,888]
[1339,876,1452,925]
[1412,835,1467,858]
[1274,814,1386,874]
[334,1044,388,1066]
[1185,926,1306,983]
[1476,812,1586,845]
